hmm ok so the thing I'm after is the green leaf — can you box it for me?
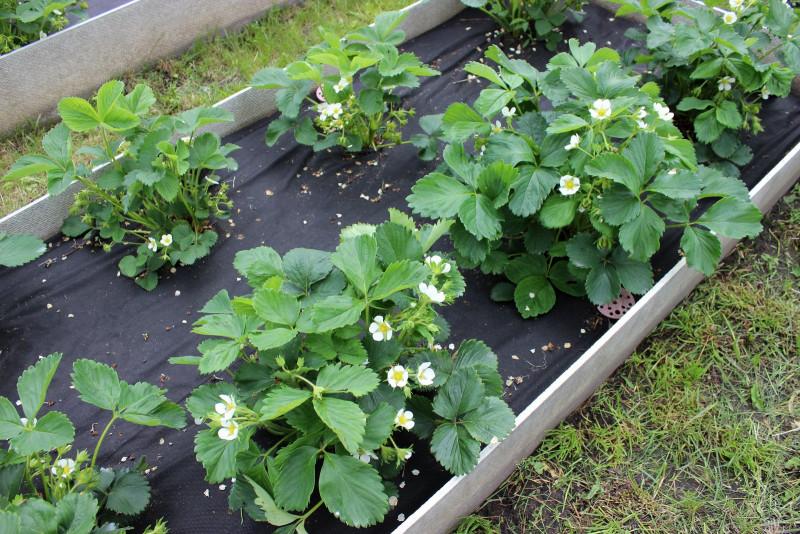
[599,184,641,225]
[195,428,247,483]
[251,66,292,89]
[319,453,389,528]
[244,474,301,526]
[0,509,21,534]
[330,235,379,295]
[483,132,534,167]
[17,353,61,420]
[199,289,235,315]
[619,205,665,261]
[375,223,423,264]
[560,66,598,101]
[681,226,722,276]
[458,194,503,240]
[316,364,380,397]
[546,113,589,134]
[695,197,762,238]
[313,397,366,455]
[690,58,723,79]
[586,263,621,305]
[249,328,297,352]
[55,492,99,533]
[694,109,724,143]
[70,358,120,411]
[117,382,186,428]
[539,194,578,229]
[253,289,300,326]
[11,412,74,455]
[504,254,547,284]
[41,123,72,165]
[370,260,429,301]
[715,101,742,129]
[274,446,318,512]
[509,167,559,217]
[105,469,150,515]
[361,403,396,450]
[585,152,641,192]
[625,132,663,183]
[296,296,365,333]
[17,499,56,533]
[610,247,653,295]
[0,233,46,268]
[648,170,702,199]
[259,386,311,421]
[461,397,515,443]
[566,232,604,268]
[234,247,284,286]
[57,97,100,131]
[514,276,556,318]
[433,367,484,420]
[283,248,332,293]
[0,397,23,440]
[442,103,491,141]
[185,382,238,420]
[407,173,472,218]
[430,423,481,476]
[677,97,714,111]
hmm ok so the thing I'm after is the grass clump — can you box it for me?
[0,0,414,217]
[457,184,800,533]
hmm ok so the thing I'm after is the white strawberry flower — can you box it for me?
[761,86,770,100]
[653,102,674,121]
[327,102,343,119]
[215,394,236,418]
[39,31,47,40]
[369,316,393,342]
[589,99,612,120]
[636,119,647,129]
[50,458,76,479]
[565,133,580,150]
[20,417,36,427]
[718,76,736,91]
[387,365,409,388]
[723,11,737,24]
[395,409,415,430]
[333,77,351,93]
[559,175,581,196]
[418,282,446,303]
[415,362,435,386]
[424,255,451,274]
[636,107,647,119]
[159,234,173,247]
[501,106,516,118]
[352,448,378,463]
[491,120,503,134]
[729,0,743,8]
[316,103,331,120]
[218,418,239,441]
[146,237,158,252]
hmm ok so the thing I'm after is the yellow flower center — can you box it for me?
[565,178,576,189]
[392,370,405,382]
[398,414,409,425]
[378,322,391,334]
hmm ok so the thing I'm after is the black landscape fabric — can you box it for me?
[1,5,799,533]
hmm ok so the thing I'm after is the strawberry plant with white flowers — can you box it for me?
[612,0,800,175]
[0,353,185,533]
[407,40,762,318]
[0,0,88,54]
[2,81,239,290]
[250,10,439,153]
[172,210,515,531]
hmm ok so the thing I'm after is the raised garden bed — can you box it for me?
[0,0,297,136]
[1,0,799,532]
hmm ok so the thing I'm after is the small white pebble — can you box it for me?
[412,469,420,476]
[398,514,406,522]
[182,320,187,324]
[46,303,53,309]
[336,213,342,218]
[236,277,241,282]
[194,417,203,425]
[564,342,572,349]
[67,314,74,318]
[448,343,455,350]
[159,438,165,445]
[42,279,46,283]
[580,328,586,334]
[203,489,210,497]
[465,26,471,30]
[174,290,181,297]
[15,400,21,406]
[530,348,536,354]
[399,481,406,489]
[389,496,398,506]
[303,220,307,225]
[170,267,176,274]
[219,484,227,491]
[120,456,128,462]
[511,355,519,360]
[490,436,499,444]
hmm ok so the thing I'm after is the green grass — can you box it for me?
[457,184,800,533]
[0,0,414,217]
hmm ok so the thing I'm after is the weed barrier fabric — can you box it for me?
[1,5,799,533]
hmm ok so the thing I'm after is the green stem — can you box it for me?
[23,458,37,496]
[100,129,123,172]
[34,454,51,501]
[91,413,118,470]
